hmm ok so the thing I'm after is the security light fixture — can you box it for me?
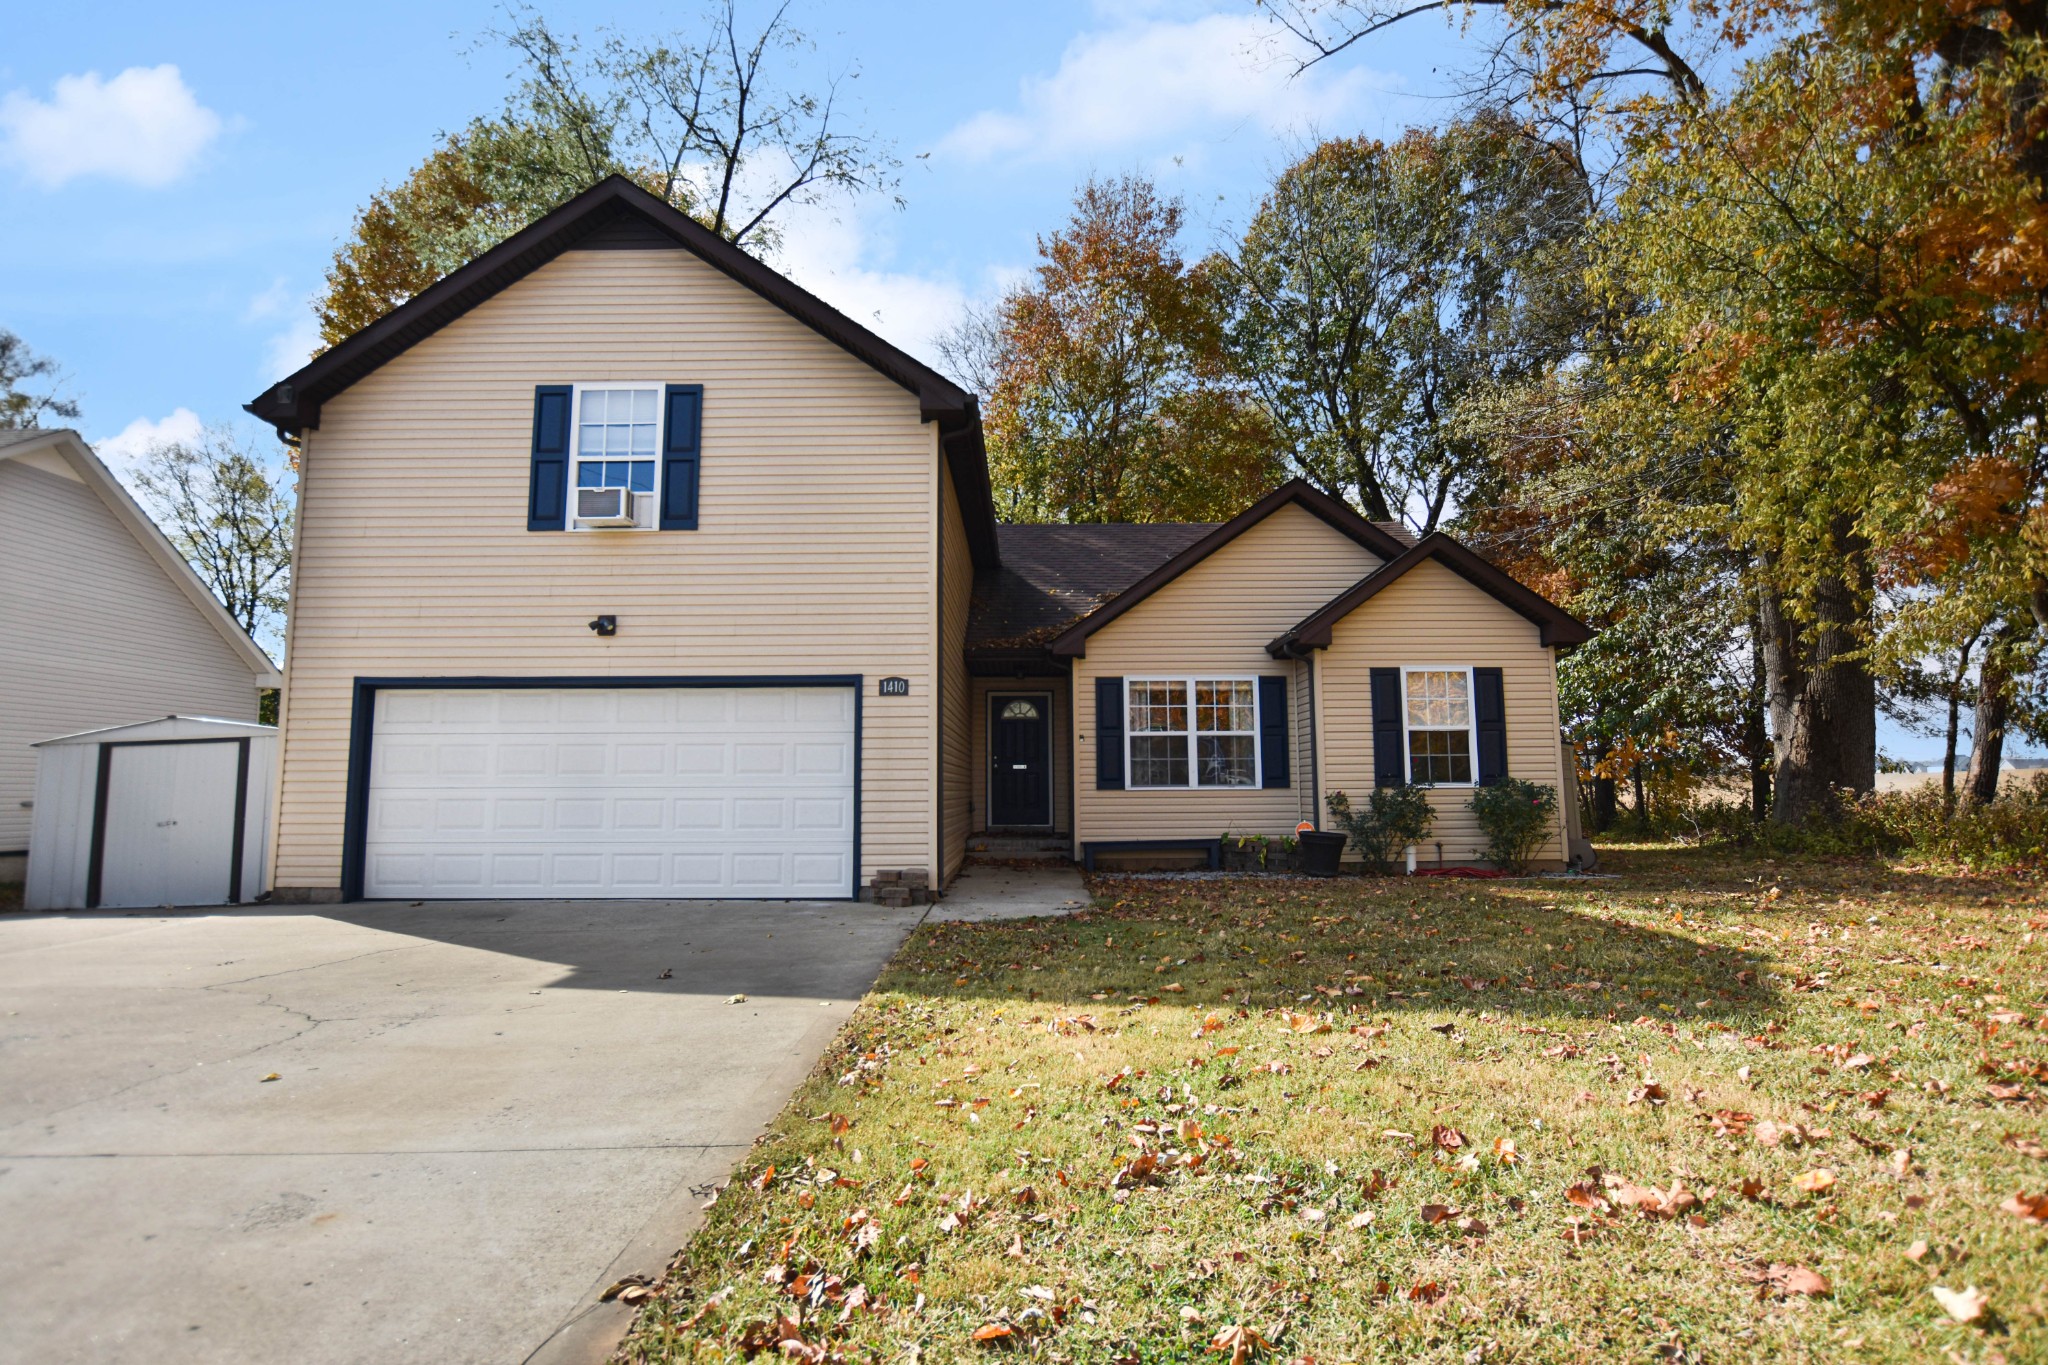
[589,615,617,636]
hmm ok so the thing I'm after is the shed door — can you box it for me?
[99,742,241,909]
[363,686,856,899]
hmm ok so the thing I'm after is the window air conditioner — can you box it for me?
[576,486,636,526]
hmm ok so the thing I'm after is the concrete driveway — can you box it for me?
[0,899,923,1365]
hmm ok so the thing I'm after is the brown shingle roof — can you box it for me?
[967,523,1215,652]
[966,508,1416,656]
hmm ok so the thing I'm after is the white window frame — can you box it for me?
[568,381,666,532]
[1400,665,1480,788]
[1123,675,1263,790]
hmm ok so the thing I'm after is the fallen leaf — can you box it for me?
[1406,1279,1448,1305]
[1210,1323,1270,1364]
[1761,1264,1831,1297]
[1348,1210,1375,1228]
[1931,1285,1988,1323]
[2004,1134,2047,1160]
[1794,1168,1837,1196]
[973,1323,1015,1343]
[726,993,748,1005]
[1431,1124,1467,1151]
[1906,1239,1929,1262]
[2000,1190,2048,1224]
[1493,1137,1523,1166]
[1419,1203,1457,1225]
[260,1073,281,1083]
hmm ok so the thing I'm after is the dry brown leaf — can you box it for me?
[1431,1124,1467,1151]
[2004,1134,2048,1161]
[972,1322,1015,1343]
[1906,1239,1930,1262]
[1419,1202,1457,1225]
[1209,1323,1270,1364]
[2000,1190,2048,1224]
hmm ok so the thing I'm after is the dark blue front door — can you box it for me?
[988,693,1052,827]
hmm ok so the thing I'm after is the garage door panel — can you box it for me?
[365,686,855,899]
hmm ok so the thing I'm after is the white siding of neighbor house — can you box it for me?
[1317,557,1569,867]
[1070,502,1382,847]
[0,458,262,854]
[270,246,946,895]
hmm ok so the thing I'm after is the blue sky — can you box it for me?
[0,0,1976,759]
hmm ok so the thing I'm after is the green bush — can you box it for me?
[1469,778,1558,874]
[1325,786,1435,873]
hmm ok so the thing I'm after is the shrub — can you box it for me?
[1662,773,2048,870]
[1469,778,1558,874]
[1325,786,1435,873]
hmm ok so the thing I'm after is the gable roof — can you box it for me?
[0,428,281,685]
[245,175,1000,569]
[1047,480,1411,659]
[1270,532,1591,654]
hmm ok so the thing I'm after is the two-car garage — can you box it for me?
[355,682,858,900]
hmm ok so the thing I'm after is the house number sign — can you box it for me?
[878,677,910,696]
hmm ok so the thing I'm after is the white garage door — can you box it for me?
[363,686,855,899]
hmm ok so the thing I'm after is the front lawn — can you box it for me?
[622,847,2047,1363]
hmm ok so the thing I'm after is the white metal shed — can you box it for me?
[24,716,277,911]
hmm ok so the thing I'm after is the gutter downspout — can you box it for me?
[1276,640,1321,830]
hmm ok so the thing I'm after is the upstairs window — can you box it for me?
[573,386,659,528]
[1404,668,1475,785]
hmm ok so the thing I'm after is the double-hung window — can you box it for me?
[572,385,660,528]
[1127,678,1259,788]
[1404,667,1476,785]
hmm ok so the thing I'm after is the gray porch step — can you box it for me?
[966,834,1074,861]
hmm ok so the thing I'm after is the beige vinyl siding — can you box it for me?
[970,675,1072,838]
[272,247,941,893]
[1318,557,1568,867]
[939,461,972,882]
[1071,502,1380,845]
[0,460,261,852]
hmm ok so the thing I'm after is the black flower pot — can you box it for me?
[1296,830,1347,877]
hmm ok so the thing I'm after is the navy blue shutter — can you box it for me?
[1370,668,1404,788]
[526,385,572,530]
[1094,677,1124,790]
[659,384,702,530]
[1474,667,1507,785]
[1258,675,1290,788]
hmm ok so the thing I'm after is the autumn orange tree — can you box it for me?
[948,176,1284,523]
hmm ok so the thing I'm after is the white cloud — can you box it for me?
[96,408,204,468]
[244,277,293,322]
[0,65,223,189]
[262,314,322,382]
[766,205,972,365]
[939,11,1383,162]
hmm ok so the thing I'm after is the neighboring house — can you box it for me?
[247,176,1587,904]
[0,428,281,880]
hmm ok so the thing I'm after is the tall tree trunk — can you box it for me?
[1746,614,1771,821]
[1632,762,1649,828]
[1588,739,1617,832]
[1760,531,1878,826]
[1943,631,1979,811]
[1965,622,2018,806]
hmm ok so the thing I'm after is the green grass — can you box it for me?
[620,845,2048,1363]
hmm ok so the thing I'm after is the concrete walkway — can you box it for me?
[929,862,1091,922]
[0,899,921,1365]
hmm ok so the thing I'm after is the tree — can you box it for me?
[1221,117,1590,530]
[316,1,897,344]
[0,328,81,429]
[129,427,295,652]
[951,175,1284,523]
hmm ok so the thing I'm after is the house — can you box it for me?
[0,428,281,882]
[247,176,1587,904]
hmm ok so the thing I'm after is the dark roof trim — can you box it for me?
[1270,533,1592,655]
[1048,480,1410,659]
[246,175,999,569]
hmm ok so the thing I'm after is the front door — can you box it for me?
[988,693,1052,828]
